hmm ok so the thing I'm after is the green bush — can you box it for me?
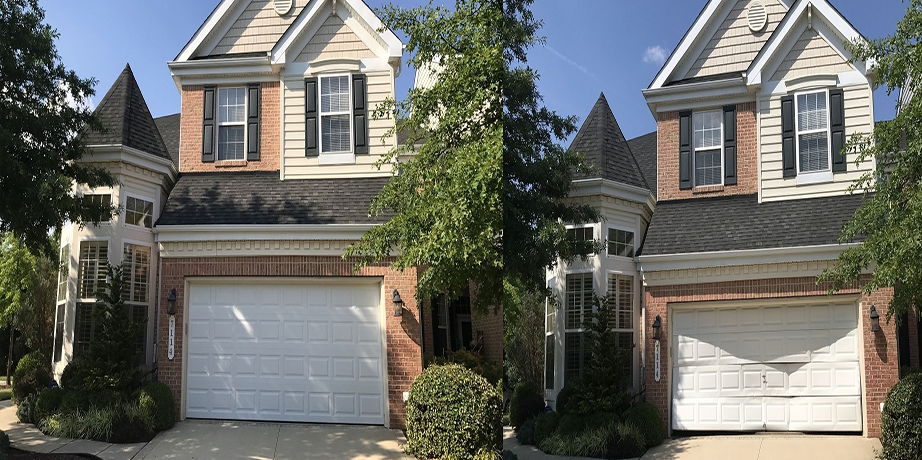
[555,413,586,437]
[451,349,502,385]
[58,388,120,415]
[881,372,922,460]
[532,412,560,446]
[0,429,8,460]
[33,387,64,425]
[554,384,575,414]
[12,351,50,403]
[502,450,518,460]
[606,421,646,459]
[110,401,155,443]
[41,401,153,443]
[16,392,37,424]
[515,417,535,445]
[60,357,141,394]
[405,364,502,460]
[624,402,664,448]
[138,382,175,431]
[509,381,544,428]
[538,420,615,458]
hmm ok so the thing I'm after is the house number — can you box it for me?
[168,316,175,360]
[654,341,661,382]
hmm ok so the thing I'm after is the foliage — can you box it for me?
[624,402,665,449]
[606,421,647,459]
[12,367,51,404]
[447,348,502,385]
[347,0,502,313]
[138,382,175,432]
[537,420,615,458]
[509,380,544,428]
[0,0,117,252]
[0,430,8,460]
[16,392,37,424]
[109,401,155,443]
[58,388,119,415]
[532,411,560,446]
[555,413,587,437]
[514,417,535,446]
[41,400,153,443]
[502,451,518,460]
[405,364,502,460]
[32,386,63,425]
[504,286,545,389]
[554,384,575,415]
[819,0,922,321]
[880,372,922,460]
[0,234,58,355]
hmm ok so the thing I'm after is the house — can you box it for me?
[546,0,919,439]
[54,0,501,430]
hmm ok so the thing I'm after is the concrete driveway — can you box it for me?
[136,420,413,460]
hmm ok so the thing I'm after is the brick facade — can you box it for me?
[644,275,898,438]
[472,307,503,365]
[908,309,920,368]
[156,255,422,429]
[656,102,758,201]
[179,82,281,173]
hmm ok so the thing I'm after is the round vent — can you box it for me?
[748,1,768,33]
[274,0,293,16]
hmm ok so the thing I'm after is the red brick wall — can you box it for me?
[179,82,280,173]
[157,256,422,429]
[472,306,503,366]
[656,102,757,201]
[644,275,897,438]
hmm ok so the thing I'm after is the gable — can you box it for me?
[684,0,787,79]
[295,14,374,62]
[207,0,306,56]
[770,28,851,82]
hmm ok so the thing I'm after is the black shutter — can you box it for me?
[305,77,318,157]
[830,88,846,172]
[246,84,260,161]
[353,73,368,154]
[679,111,692,189]
[723,104,737,186]
[202,86,216,163]
[781,95,796,178]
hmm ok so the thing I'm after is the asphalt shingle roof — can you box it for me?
[640,193,867,256]
[157,172,391,226]
[84,64,171,161]
[627,131,657,198]
[154,113,181,165]
[569,93,650,191]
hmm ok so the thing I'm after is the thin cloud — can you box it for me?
[643,45,666,64]
[545,45,599,82]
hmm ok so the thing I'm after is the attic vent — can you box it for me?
[274,0,293,15]
[748,1,768,33]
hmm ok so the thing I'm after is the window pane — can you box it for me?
[797,92,827,131]
[607,274,634,330]
[218,87,246,124]
[74,302,95,358]
[564,331,582,386]
[694,149,721,186]
[321,114,351,153]
[125,197,154,228]
[123,244,150,304]
[57,244,69,302]
[565,273,592,329]
[607,229,635,258]
[545,335,555,390]
[53,304,65,362]
[799,132,829,172]
[218,126,246,160]
[320,75,350,113]
[78,241,107,299]
[693,111,721,149]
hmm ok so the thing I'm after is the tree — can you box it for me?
[346,0,502,312]
[819,0,922,322]
[503,284,545,388]
[0,0,115,253]
[85,263,145,393]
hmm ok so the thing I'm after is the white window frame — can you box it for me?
[562,269,593,386]
[122,240,152,305]
[122,194,156,230]
[57,243,70,304]
[545,295,556,391]
[317,73,354,165]
[216,86,248,162]
[53,243,70,363]
[794,88,833,184]
[76,238,110,302]
[80,190,114,226]
[605,270,636,390]
[605,225,636,259]
[692,109,724,188]
[565,224,595,256]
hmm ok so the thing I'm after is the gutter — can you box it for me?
[154,223,378,242]
[637,243,859,272]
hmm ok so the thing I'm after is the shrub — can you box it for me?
[515,417,535,445]
[16,392,37,424]
[881,372,922,460]
[451,349,502,385]
[60,356,141,394]
[12,351,50,403]
[624,402,664,448]
[538,421,614,458]
[405,364,502,460]
[509,381,544,428]
[532,412,560,446]
[606,421,646,459]
[138,382,175,431]
[33,387,64,425]
[555,413,586,437]
[41,401,152,443]
[110,401,155,443]
[58,389,120,415]
[502,450,518,460]
[0,429,8,460]
[554,384,575,415]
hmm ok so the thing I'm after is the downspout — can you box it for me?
[154,240,162,382]
[639,264,646,400]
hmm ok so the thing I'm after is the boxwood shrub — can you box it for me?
[12,352,50,403]
[405,364,502,460]
[16,392,38,424]
[509,380,544,428]
[33,387,64,426]
[138,382,175,431]
[623,402,665,448]
[532,411,560,446]
[881,372,922,460]
[515,417,535,445]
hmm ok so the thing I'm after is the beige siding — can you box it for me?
[296,14,375,62]
[282,70,395,179]
[759,84,874,201]
[771,29,852,82]
[209,0,305,56]
[685,0,787,79]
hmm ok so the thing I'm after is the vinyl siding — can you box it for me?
[759,84,874,201]
[685,0,787,79]
[282,70,395,179]
[771,29,852,82]
[209,0,305,56]
[296,14,375,62]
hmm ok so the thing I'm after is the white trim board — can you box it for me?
[638,243,858,272]
[155,224,377,242]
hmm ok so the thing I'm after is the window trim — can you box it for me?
[76,238,110,302]
[122,240,153,305]
[545,295,556,391]
[565,224,596,257]
[692,109,724,188]
[605,225,636,260]
[216,86,248,162]
[317,73,354,163]
[122,194,157,230]
[562,270,593,385]
[80,190,114,226]
[605,269,636,389]
[794,88,833,179]
[57,243,71,304]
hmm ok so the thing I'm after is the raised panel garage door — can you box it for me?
[185,280,385,424]
[671,302,862,432]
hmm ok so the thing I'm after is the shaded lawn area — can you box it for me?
[0,387,11,401]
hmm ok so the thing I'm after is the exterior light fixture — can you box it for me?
[869,305,880,332]
[652,315,662,341]
[393,289,404,317]
[167,288,177,316]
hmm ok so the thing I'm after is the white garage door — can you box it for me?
[185,280,385,425]
[672,301,862,432]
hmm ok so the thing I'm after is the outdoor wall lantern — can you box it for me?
[393,289,404,317]
[869,305,880,332]
[652,315,662,341]
[166,288,177,316]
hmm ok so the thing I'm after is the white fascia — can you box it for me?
[84,145,177,183]
[167,56,278,91]
[637,243,858,272]
[174,0,240,62]
[154,224,377,243]
[648,0,724,90]
[642,74,750,114]
[569,178,656,212]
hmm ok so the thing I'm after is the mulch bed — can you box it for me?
[10,449,101,460]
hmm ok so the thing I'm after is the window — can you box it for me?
[567,226,593,244]
[125,197,153,228]
[319,75,351,154]
[693,110,722,186]
[53,304,65,362]
[74,302,95,358]
[217,87,247,161]
[78,241,108,299]
[607,228,635,258]
[123,244,150,304]
[796,90,830,173]
[564,272,592,385]
[57,244,70,302]
[606,274,635,380]
[84,194,112,221]
[54,243,69,363]
[545,299,556,390]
